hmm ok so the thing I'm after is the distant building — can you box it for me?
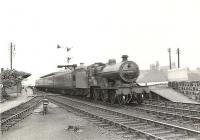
[160,62,176,71]
[149,61,176,71]
[155,61,160,70]
[137,61,178,84]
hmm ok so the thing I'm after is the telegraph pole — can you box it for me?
[177,48,180,68]
[10,42,13,70]
[168,48,172,70]
[10,42,16,70]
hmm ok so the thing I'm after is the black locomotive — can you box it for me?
[35,55,149,105]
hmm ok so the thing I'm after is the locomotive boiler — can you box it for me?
[35,55,149,105]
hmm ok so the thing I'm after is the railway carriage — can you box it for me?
[35,55,149,105]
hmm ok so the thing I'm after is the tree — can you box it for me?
[0,69,31,99]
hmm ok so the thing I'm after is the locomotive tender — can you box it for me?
[35,55,149,105]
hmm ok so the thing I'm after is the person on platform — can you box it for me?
[43,97,49,115]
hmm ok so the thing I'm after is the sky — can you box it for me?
[0,0,200,85]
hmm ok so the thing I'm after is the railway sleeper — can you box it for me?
[113,119,134,123]
[4,124,12,128]
[181,120,194,124]
[122,121,144,126]
[95,123,111,127]
[100,115,123,119]
[12,118,22,122]
[123,132,146,139]
[129,124,154,130]
[162,133,188,139]
[111,128,124,132]
[115,130,131,135]
[144,127,166,133]
[152,129,173,135]
[122,133,136,139]
[187,114,200,118]
[2,113,16,117]
[6,121,17,126]
[122,121,140,125]
[0,127,9,133]
[165,116,176,121]
[128,123,147,127]
[103,125,119,130]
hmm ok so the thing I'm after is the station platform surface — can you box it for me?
[0,88,33,113]
[149,86,199,104]
[1,103,126,140]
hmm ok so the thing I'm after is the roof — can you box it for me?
[40,70,72,78]
[0,70,31,84]
[20,72,31,78]
[40,72,61,78]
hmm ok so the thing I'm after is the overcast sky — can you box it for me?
[0,0,200,85]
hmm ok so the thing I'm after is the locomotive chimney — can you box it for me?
[122,55,128,62]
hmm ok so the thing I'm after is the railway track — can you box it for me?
[38,91,200,130]
[49,95,200,140]
[143,100,200,113]
[133,100,200,129]
[0,96,42,134]
[70,93,200,130]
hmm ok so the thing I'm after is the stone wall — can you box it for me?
[168,81,200,101]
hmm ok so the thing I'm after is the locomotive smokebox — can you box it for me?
[101,56,139,83]
[122,55,128,62]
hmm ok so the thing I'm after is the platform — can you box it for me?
[0,88,33,113]
[149,86,199,104]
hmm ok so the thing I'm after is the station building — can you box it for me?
[0,68,31,95]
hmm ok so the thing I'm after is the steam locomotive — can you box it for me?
[35,55,149,105]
